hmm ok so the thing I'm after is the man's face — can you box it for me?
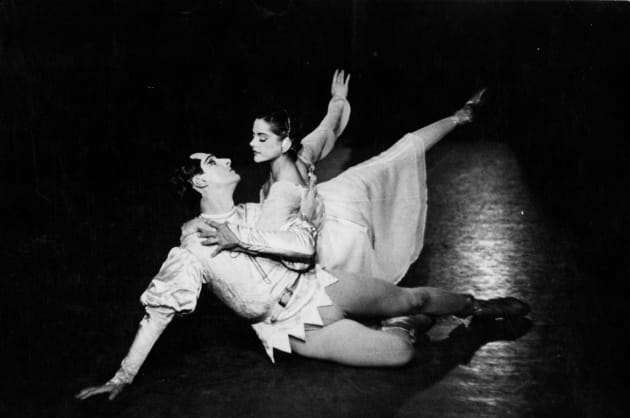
[189,153,240,188]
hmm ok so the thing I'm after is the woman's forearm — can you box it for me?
[299,97,351,164]
[229,221,316,262]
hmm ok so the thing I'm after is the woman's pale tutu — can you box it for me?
[316,133,427,284]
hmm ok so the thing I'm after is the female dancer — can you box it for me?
[211,69,485,283]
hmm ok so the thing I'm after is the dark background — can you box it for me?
[2,0,629,416]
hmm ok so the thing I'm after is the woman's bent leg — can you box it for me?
[290,319,415,367]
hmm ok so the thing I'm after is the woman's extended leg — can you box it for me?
[413,88,486,152]
[411,116,460,152]
[290,319,415,367]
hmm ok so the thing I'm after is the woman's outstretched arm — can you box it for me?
[299,69,351,166]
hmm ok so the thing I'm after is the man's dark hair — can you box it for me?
[170,157,203,211]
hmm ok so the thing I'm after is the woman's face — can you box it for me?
[250,119,284,163]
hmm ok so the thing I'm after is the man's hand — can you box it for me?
[75,382,127,401]
[200,219,241,257]
[331,69,350,100]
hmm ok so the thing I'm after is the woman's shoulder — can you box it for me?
[265,178,307,209]
[268,179,306,195]
[274,167,306,188]
[259,173,302,199]
[259,180,304,218]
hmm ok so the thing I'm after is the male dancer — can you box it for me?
[76,153,529,400]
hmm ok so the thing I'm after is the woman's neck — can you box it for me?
[269,154,294,182]
[268,154,307,187]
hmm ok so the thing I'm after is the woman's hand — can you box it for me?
[331,69,350,100]
[75,382,127,401]
[201,219,241,257]
[180,217,215,243]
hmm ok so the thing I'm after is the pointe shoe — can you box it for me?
[456,295,530,319]
[381,314,436,344]
[466,87,487,107]
[453,87,487,125]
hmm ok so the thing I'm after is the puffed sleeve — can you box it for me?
[140,247,205,313]
[299,96,351,165]
[108,247,206,385]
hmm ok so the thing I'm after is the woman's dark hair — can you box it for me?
[255,107,291,138]
[170,157,204,211]
[254,107,299,161]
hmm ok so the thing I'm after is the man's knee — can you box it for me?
[407,288,429,313]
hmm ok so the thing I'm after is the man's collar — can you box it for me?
[199,207,237,222]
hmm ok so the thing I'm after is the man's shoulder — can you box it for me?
[236,202,262,224]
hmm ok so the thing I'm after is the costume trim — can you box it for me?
[250,266,337,362]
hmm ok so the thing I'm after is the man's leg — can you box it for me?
[323,271,470,318]
[322,271,529,321]
[290,319,415,367]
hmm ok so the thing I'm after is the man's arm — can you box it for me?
[76,247,205,400]
[109,306,174,384]
[75,306,174,400]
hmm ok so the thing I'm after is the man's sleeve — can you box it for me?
[108,247,205,384]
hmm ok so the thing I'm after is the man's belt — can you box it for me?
[278,275,301,308]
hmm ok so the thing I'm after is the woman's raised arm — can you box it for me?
[299,69,351,166]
